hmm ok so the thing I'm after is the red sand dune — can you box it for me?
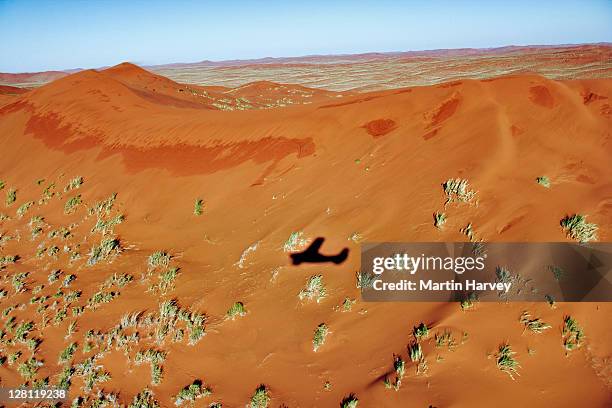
[0,61,610,406]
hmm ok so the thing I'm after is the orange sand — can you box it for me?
[0,59,610,407]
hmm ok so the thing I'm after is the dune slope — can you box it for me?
[0,65,610,407]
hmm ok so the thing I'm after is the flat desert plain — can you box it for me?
[0,45,610,407]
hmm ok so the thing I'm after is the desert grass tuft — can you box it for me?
[64,176,84,192]
[536,176,550,188]
[495,343,520,380]
[340,394,359,408]
[443,178,476,205]
[250,384,270,408]
[560,214,598,243]
[356,270,375,289]
[298,275,326,303]
[384,355,405,391]
[226,302,246,320]
[562,315,584,351]
[413,323,429,340]
[282,231,309,252]
[148,251,171,269]
[174,380,211,406]
[193,198,204,216]
[64,194,82,214]
[5,188,16,207]
[519,311,551,334]
[313,323,329,352]
[433,211,447,229]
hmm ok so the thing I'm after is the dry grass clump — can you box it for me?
[443,178,476,205]
[16,200,34,218]
[87,237,121,266]
[355,270,375,289]
[313,323,329,352]
[174,380,212,406]
[64,194,82,214]
[135,349,167,385]
[519,311,551,334]
[128,388,160,408]
[433,211,447,229]
[5,188,17,206]
[148,251,171,269]
[88,193,117,217]
[562,315,584,351]
[536,176,550,188]
[495,343,520,379]
[193,198,204,216]
[250,384,270,408]
[340,394,359,408]
[64,176,84,192]
[383,355,405,391]
[298,275,326,303]
[226,301,246,320]
[282,231,309,252]
[560,214,598,243]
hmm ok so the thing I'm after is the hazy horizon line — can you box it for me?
[3,42,610,75]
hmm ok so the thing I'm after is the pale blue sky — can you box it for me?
[0,0,610,72]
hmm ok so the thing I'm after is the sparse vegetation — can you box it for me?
[460,292,478,310]
[135,349,166,385]
[313,323,329,351]
[356,270,375,289]
[433,211,447,229]
[64,176,84,192]
[64,194,82,214]
[17,200,34,217]
[536,176,550,188]
[148,251,171,269]
[348,232,363,243]
[282,231,309,252]
[413,323,429,340]
[340,394,359,408]
[250,385,270,408]
[129,389,160,408]
[194,198,204,216]
[384,355,405,391]
[226,302,246,320]
[460,222,476,241]
[298,275,326,303]
[520,311,551,334]
[6,188,17,206]
[443,178,476,205]
[495,343,520,380]
[548,265,564,281]
[87,237,121,265]
[560,214,598,243]
[341,297,355,312]
[562,315,584,351]
[174,380,211,406]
